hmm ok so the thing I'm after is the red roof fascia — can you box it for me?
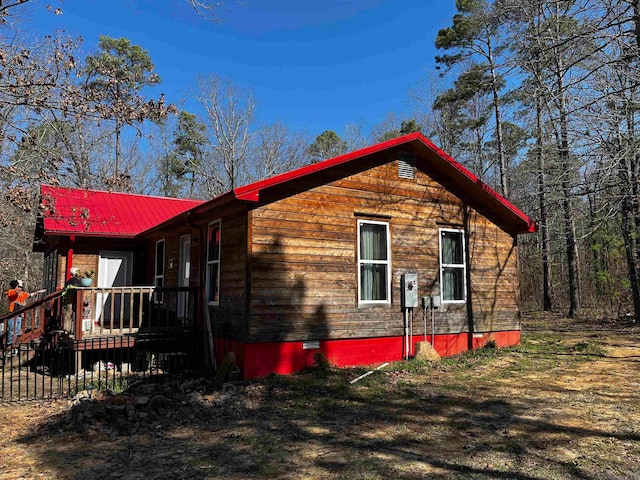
[40,185,205,237]
[232,132,537,234]
[415,136,539,233]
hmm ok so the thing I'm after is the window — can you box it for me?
[439,229,466,302]
[358,220,391,304]
[207,221,221,305]
[44,249,58,294]
[154,239,165,303]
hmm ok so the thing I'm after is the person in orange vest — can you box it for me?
[4,280,33,350]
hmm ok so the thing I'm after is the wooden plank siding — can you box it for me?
[59,253,98,288]
[143,204,251,340]
[245,159,520,343]
[54,238,139,289]
[146,226,192,288]
[208,211,249,340]
[467,212,520,332]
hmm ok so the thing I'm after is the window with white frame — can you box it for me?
[358,220,391,303]
[154,239,165,303]
[439,228,466,302]
[207,221,221,305]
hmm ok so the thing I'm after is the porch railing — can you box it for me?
[0,290,63,348]
[1,286,197,347]
[71,286,197,340]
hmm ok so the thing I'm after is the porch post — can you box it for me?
[74,289,84,340]
[66,234,76,282]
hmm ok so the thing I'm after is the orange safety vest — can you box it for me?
[6,288,29,312]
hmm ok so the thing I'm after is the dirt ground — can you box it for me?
[1,313,640,480]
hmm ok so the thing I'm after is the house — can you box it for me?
[35,132,537,379]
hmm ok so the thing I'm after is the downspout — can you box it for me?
[245,209,253,348]
[464,207,474,350]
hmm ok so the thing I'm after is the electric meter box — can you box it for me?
[431,295,441,309]
[401,273,419,308]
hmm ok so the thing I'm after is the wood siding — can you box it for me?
[468,212,519,332]
[246,158,520,343]
[55,253,95,288]
[54,237,141,288]
[145,227,191,288]
[208,206,249,340]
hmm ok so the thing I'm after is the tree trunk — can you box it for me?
[115,118,121,178]
[550,3,580,318]
[619,0,640,319]
[620,184,640,318]
[622,96,640,319]
[536,98,552,311]
[559,105,579,318]
[489,54,508,197]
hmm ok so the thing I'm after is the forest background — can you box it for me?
[1,0,639,322]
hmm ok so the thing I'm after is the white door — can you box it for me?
[96,251,133,327]
[177,235,191,320]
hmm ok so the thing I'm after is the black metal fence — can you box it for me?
[0,330,211,402]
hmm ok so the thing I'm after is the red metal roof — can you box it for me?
[40,185,205,238]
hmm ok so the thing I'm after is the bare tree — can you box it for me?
[194,74,255,196]
[584,0,640,318]
[0,0,235,22]
[409,72,465,158]
[186,0,232,22]
[343,121,369,151]
[250,121,309,181]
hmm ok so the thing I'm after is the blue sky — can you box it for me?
[29,0,456,137]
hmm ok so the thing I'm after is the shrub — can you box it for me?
[311,351,333,375]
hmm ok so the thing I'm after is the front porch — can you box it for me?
[0,285,214,401]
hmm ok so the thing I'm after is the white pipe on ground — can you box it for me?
[349,362,390,384]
